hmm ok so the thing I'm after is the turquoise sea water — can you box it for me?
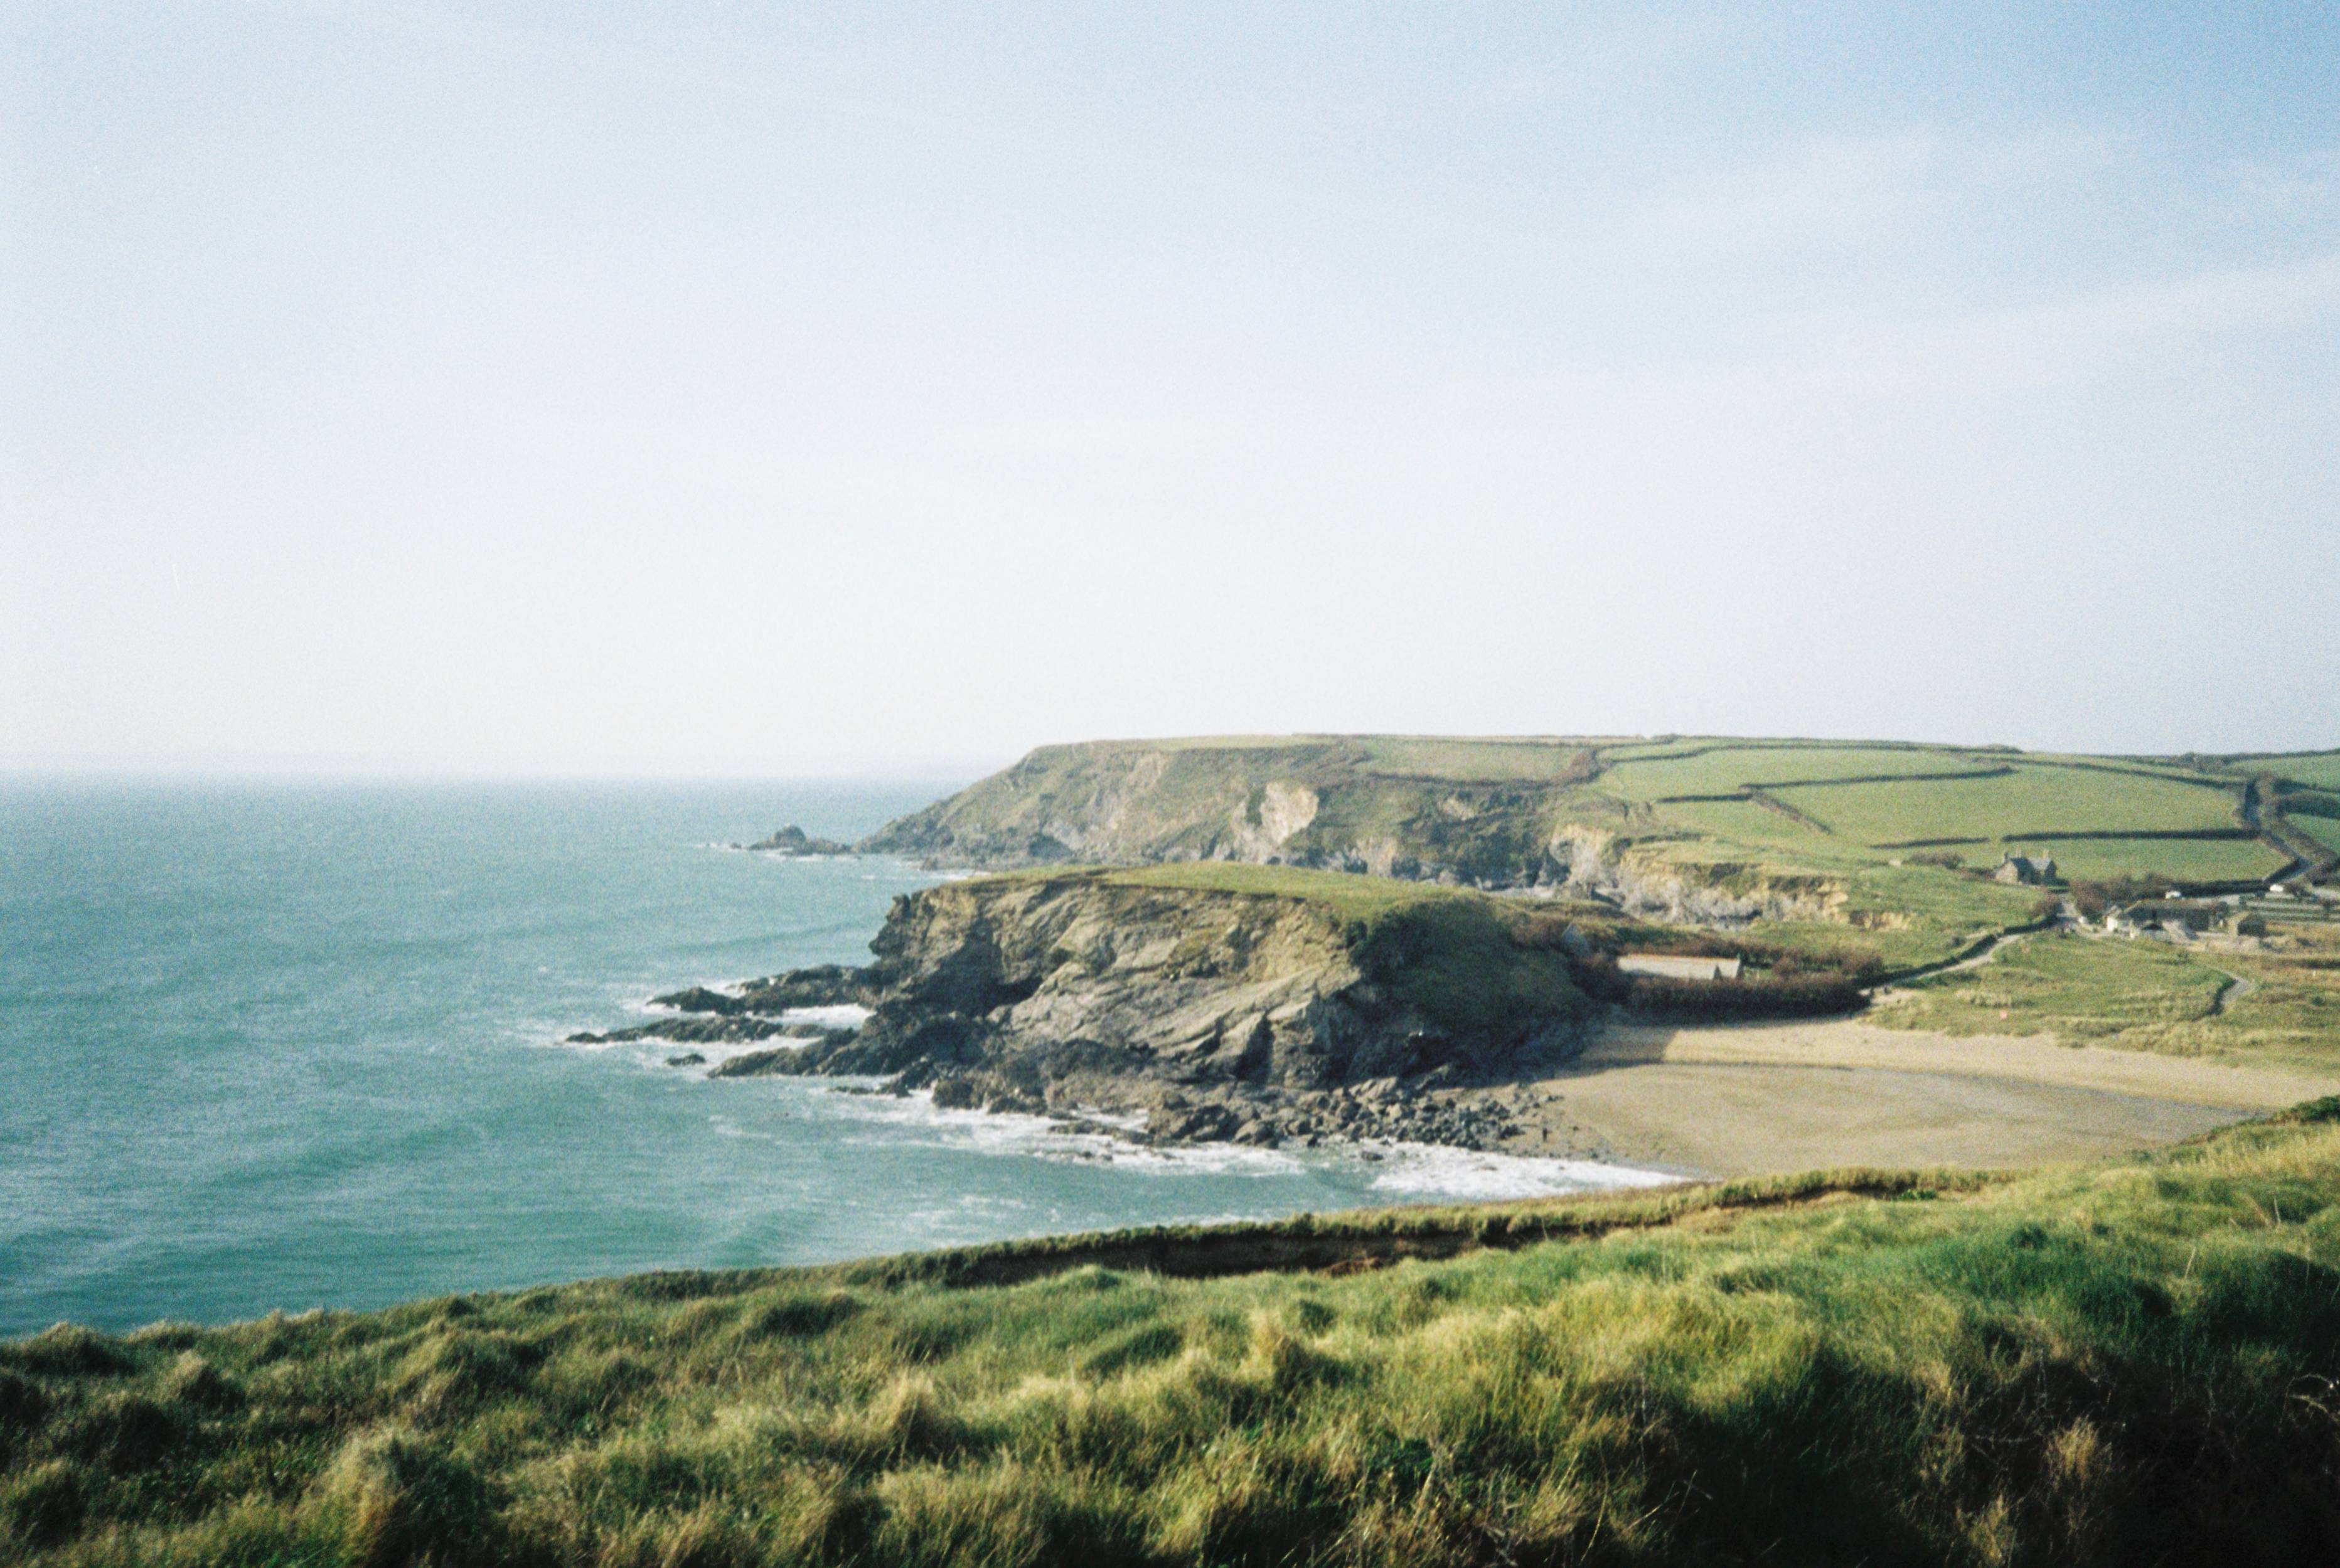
[0,781,1656,1337]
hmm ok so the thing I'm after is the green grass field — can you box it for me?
[2289,813,2340,858]
[2022,836,2291,885]
[2238,752,2340,792]
[1878,924,2340,1072]
[1599,744,1998,801]
[1349,737,1598,782]
[1577,745,2274,890]
[1077,862,1473,922]
[1765,765,2238,845]
[1642,796,1834,850]
[9,1109,2340,1566]
[1878,932,2228,1042]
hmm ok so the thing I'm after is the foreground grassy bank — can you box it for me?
[9,1108,2340,1566]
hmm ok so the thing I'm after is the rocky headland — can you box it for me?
[851,739,1856,923]
[609,867,1603,1151]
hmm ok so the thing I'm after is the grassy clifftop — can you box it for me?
[8,1104,2340,1565]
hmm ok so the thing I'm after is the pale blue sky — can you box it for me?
[6,3,2337,774]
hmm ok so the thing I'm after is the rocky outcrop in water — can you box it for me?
[564,1015,839,1047]
[739,825,852,856]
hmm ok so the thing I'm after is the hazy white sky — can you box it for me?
[6,3,2337,776]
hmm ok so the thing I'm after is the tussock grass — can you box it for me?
[9,1109,2340,1564]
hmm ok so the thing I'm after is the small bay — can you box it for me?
[1,780,1648,1336]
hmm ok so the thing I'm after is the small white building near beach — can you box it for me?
[1618,954,1743,982]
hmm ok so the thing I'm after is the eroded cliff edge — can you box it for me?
[671,868,1600,1149]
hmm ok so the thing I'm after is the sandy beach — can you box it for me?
[1484,1018,2340,1178]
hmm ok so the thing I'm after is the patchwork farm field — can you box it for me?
[1763,765,2238,845]
[2296,814,2340,857]
[2028,836,2292,885]
[1643,796,1840,853]
[2243,751,2340,792]
[1600,744,2006,801]
[1576,744,2285,885]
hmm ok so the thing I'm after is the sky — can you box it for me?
[6,2,2337,777]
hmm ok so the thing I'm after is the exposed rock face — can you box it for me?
[1542,828,1846,924]
[565,1016,842,1047]
[706,873,1593,1150]
[854,740,1849,924]
[858,740,1607,888]
[649,985,749,1015]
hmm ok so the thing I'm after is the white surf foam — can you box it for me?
[781,1003,870,1030]
[1360,1143,1680,1201]
[815,1088,1305,1177]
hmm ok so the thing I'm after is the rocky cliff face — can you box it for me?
[859,739,1611,889]
[685,873,1595,1149]
[1546,828,1847,924]
[859,740,1849,920]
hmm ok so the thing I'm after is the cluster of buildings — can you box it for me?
[2103,885,2338,944]
[2105,900,2268,944]
[1977,848,2331,947]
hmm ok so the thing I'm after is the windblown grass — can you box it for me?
[9,1109,2340,1565]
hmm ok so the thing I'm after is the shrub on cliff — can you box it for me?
[1621,971,1870,1018]
[1348,899,1588,1038]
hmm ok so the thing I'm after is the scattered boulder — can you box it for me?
[734,964,874,1011]
[1149,1102,1242,1144]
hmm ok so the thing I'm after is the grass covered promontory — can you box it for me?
[9,1106,2340,1565]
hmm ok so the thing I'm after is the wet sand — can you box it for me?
[1485,1018,2340,1178]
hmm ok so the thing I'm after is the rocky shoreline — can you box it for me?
[571,872,1603,1155]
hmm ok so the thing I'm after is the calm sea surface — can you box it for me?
[0,781,1653,1336]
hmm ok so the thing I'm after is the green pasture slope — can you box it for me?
[1880,920,2340,1074]
[1593,738,2289,883]
[2238,750,2340,794]
[8,1105,2340,1566]
[1454,736,2311,948]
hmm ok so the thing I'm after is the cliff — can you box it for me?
[695,865,1596,1148]
[857,737,1615,888]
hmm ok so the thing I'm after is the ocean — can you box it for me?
[0,780,1658,1336]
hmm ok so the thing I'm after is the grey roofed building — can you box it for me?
[2114,900,2222,937]
[1993,853,2058,885]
